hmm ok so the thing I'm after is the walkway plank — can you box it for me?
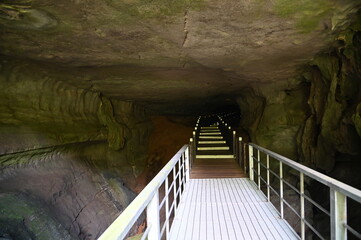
[169,178,298,240]
[191,158,246,179]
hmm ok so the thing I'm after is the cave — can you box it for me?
[1,0,361,239]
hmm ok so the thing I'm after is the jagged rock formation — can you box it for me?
[235,19,361,237]
[0,60,153,238]
[237,21,361,179]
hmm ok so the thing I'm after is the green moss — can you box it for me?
[127,233,143,240]
[98,96,126,150]
[295,17,320,33]
[0,6,58,30]
[273,0,333,33]
[311,53,339,82]
[0,193,73,240]
[353,103,361,138]
[107,0,204,19]
[274,0,330,17]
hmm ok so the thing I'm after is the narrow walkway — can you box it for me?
[169,178,298,240]
[192,122,245,178]
[191,158,245,178]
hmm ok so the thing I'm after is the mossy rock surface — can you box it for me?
[0,193,74,240]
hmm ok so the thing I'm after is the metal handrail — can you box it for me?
[249,143,361,203]
[98,145,190,240]
[217,115,237,157]
[245,141,361,240]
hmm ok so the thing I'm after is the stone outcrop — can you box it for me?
[238,14,361,176]
[0,144,145,239]
[0,59,151,239]
[236,14,361,238]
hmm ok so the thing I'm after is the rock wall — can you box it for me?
[238,15,361,181]
[0,59,152,239]
[236,13,361,238]
[298,29,361,176]
[0,147,139,240]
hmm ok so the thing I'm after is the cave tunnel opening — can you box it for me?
[1,4,361,240]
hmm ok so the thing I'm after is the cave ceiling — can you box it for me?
[1,0,360,113]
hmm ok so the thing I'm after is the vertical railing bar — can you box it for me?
[189,138,194,169]
[233,130,236,158]
[147,191,160,240]
[300,172,305,240]
[266,154,270,202]
[182,152,186,187]
[238,137,243,168]
[178,154,182,203]
[185,146,190,182]
[243,142,247,173]
[330,188,347,240]
[280,161,284,219]
[257,149,261,190]
[165,177,170,239]
[228,126,231,150]
[172,166,177,213]
[249,145,254,182]
[180,153,184,196]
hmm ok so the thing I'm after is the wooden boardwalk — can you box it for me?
[169,178,298,240]
[193,123,245,179]
[191,158,246,179]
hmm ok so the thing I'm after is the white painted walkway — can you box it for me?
[169,178,298,240]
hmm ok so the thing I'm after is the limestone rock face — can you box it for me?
[354,103,361,137]
[0,146,140,239]
[236,88,265,139]
[236,21,361,238]
[0,59,151,239]
[0,193,73,240]
[238,21,361,174]
[298,27,361,172]
[1,0,360,113]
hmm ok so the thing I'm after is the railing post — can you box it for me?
[178,157,182,198]
[165,177,170,238]
[233,131,236,158]
[185,146,190,182]
[300,172,305,240]
[193,130,197,156]
[147,191,160,240]
[181,152,186,187]
[248,145,254,181]
[266,154,270,201]
[280,162,284,219]
[330,189,347,240]
[189,138,194,169]
[257,149,261,190]
[228,126,231,142]
[173,166,177,213]
[238,137,243,168]
[243,142,247,172]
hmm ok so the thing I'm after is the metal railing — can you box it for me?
[217,115,237,157]
[244,140,361,240]
[98,145,190,240]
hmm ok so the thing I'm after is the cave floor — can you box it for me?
[169,178,297,240]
